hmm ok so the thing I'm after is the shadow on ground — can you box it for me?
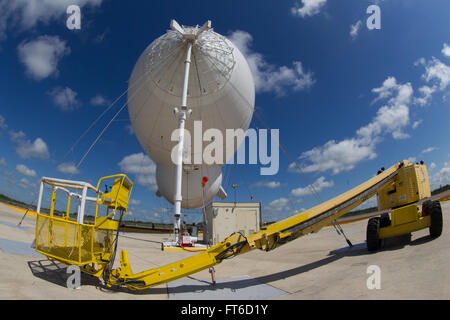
[27,259,166,295]
[27,233,437,296]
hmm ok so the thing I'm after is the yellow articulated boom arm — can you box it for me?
[108,160,413,290]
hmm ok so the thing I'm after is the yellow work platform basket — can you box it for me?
[34,174,133,268]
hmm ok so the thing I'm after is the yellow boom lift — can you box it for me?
[34,160,443,290]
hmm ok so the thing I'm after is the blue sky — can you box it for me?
[0,0,449,224]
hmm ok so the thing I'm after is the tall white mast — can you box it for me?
[170,19,211,244]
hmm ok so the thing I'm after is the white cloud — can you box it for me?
[264,197,291,215]
[371,77,399,103]
[0,157,6,167]
[414,85,436,106]
[412,120,422,129]
[430,162,450,190]
[228,30,315,95]
[17,35,70,81]
[9,130,26,142]
[359,78,413,141]
[442,43,450,58]
[15,137,50,159]
[7,129,49,159]
[118,153,157,190]
[48,86,80,111]
[290,77,413,175]
[407,157,416,164]
[56,162,80,175]
[421,57,450,91]
[252,181,281,189]
[129,199,141,206]
[0,0,103,40]
[18,177,34,189]
[291,0,327,18]
[414,46,450,106]
[421,147,437,154]
[90,94,109,106]
[16,164,36,177]
[350,20,362,39]
[291,176,334,197]
[289,138,377,175]
[429,162,436,171]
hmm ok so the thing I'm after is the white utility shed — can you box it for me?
[204,202,261,245]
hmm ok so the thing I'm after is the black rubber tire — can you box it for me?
[367,217,381,251]
[380,213,391,228]
[422,200,433,216]
[429,201,443,238]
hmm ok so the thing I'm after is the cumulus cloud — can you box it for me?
[9,130,26,142]
[442,43,450,59]
[413,45,450,106]
[0,157,6,167]
[264,197,305,221]
[252,181,281,189]
[291,0,327,18]
[16,164,37,177]
[414,85,436,106]
[264,197,291,216]
[16,137,50,159]
[118,153,157,190]
[0,0,103,41]
[358,77,413,141]
[228,30,315,95]
[48,86,81,111]
[430,162,450,190]
[57,162,80,175]
[289,138,377,175]
[407,157,416,164]
[350,20,362,39]
[290,77,413,175]
[129,199,141,206]
[7,129,49,159]
[18,177,35,189]
[412,120,422,129]
[429,162,436,171]
[16,164,36,177]
[421,57,450,91]
[291,176,334,197]
[90,94,109,106]
[17,35,70,81]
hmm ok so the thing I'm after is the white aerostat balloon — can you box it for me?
[127,24,255,209]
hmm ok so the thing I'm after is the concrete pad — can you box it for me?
[167,275,287,300]
[0,201,449,299]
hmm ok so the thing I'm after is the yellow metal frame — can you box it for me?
[34,161,436,291]
[378,203,431,239]
[102,160,434,290]
[35,174,133,272]
[95,174,133,227]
